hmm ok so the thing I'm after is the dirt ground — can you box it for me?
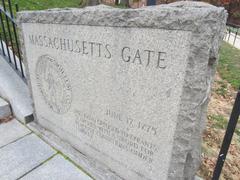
[198,72,240,180]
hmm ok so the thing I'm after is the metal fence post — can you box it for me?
[0,9,11,63]
[8,0,24,77]
[1,0,18,69]
[233,28,238,46]
[227,27,231,42]
[0,0,26,82]
[0,34,5,56]
[212,88,240,180]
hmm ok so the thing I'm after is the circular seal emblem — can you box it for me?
[36,55,72,114]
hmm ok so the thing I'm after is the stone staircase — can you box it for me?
[0,97,11,120]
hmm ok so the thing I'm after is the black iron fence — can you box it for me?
[218,24,240,179]
[0,0,25,82]
[224,23,240,47]
[212,87,240,180]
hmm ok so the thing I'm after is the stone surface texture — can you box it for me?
[0,134,56,180]
[18,2,227,180]
[20,155,93,180]
[0,119,31,147]
[0,55,33,123]
[0,97,11,119]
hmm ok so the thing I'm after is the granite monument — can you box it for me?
[18,2,227,180]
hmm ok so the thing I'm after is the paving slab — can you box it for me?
[0,97,11,119]
[0,133,56,180]
[0,119,31,147]
[20,155,92,180]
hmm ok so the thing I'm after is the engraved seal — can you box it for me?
[36,55,72,114]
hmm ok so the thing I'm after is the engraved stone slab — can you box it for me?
[18,2,227,180]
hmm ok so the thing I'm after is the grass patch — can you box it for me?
[236,128,240,136]
[208,114,240,142]
[208,114,228,129]
[215,80,228,97]
[218,42,240,89]
[12,0,83,11]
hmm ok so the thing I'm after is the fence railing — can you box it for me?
[212,87,240,180]
[0,0,26,83]
[224,23,240,48]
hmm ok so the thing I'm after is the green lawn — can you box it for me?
[11,0,83,11]
[218,42,240,89]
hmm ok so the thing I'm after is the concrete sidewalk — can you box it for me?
[0,119,92,180]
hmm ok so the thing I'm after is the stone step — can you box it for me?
[0,97,11,119]
[0,56,33,123]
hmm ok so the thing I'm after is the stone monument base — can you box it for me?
[27,121,122,180]
[28,121,204,180]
